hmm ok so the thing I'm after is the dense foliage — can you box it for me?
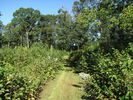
[67,43,133,99]
[0,0,133,99]
[0,43,67,99]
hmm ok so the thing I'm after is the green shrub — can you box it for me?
[83,48,133,99]
[67,46,100,73]
[67,43,133,99]
[0,45,65,99]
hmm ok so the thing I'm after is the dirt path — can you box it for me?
[39,67,86,100]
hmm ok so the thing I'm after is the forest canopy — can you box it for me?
[0,0,132,51]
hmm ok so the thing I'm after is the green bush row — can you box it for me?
[67,44,133,100]
[0,44,66,99]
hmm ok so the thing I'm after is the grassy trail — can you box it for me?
[39,56,85,100]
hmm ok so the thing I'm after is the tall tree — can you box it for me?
[37,14,47,43]
[72,0,88,18]
[37,14,58,48]
[72,1,91,50]
[4,22,20,47]
[76,0,133,51]
[12,7,40,48]
[71,21,89,50]
[29,24,41,46]
[98,0,133,50]
[56,8,73,51]
[43,15,57,48]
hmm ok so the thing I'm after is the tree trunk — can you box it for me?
[26,32,29,48]
[99,19,102,33]
[8,42,10,47]
[78,45,79,50]
[0,43,2,49]
[97,0,103,43]
[50,44,53,50]
[71,48,72,52]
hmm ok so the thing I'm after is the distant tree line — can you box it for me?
[0,0,132,51]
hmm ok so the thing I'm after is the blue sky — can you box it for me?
[0,0,79,25]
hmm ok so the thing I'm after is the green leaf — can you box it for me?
[0,84,3,87]
[5,97,11,100]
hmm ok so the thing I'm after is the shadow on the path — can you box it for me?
[78,82,84,84]
[72,84,82,88]
[72,84,89,100]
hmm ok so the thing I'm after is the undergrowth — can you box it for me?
[67,43,133,100]
[0,43,67,99]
